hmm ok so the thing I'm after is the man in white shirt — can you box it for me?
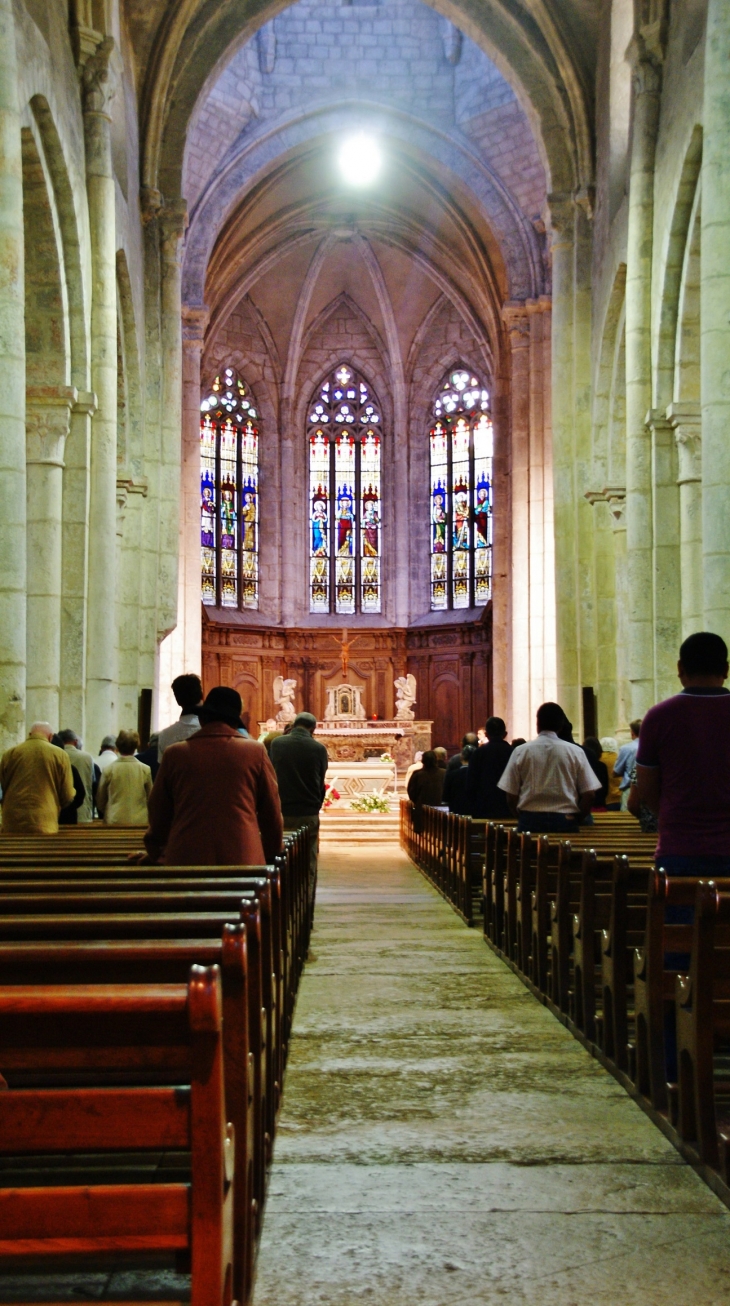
[157,674,204,760]
[97,736,118,773]
[498,702,600,833]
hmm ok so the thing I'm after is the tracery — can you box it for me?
[429,367,493,611]
[200,367,260,609]
[307,363,383,615]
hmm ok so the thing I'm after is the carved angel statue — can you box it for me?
[394,673,417,721]
[273,675,297,725]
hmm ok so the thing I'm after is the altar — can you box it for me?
[316,719,432,771]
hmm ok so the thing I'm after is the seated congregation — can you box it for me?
[1,632,730,1294]
[402,631,730,1202]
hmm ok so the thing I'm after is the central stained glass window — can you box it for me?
[199,367,259,609]
[429,366,493,611]
[307,363,382,614]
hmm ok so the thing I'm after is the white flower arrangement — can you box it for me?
[350,788,391,814]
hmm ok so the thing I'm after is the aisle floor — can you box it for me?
[253,843,730,1305]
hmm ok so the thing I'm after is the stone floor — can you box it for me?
[252,843,730,1306]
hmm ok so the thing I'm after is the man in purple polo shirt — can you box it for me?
[636,631,730,875]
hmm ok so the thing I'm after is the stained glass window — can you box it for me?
[307,363,382,614]
[199,367,260,609]
[429,367,493,610]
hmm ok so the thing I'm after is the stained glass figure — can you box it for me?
[199,368,260,609]
[306,364,383,614]
[429,366,493,610]
[360,430,381,613]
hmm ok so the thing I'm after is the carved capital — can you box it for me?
[72,390,97,418]
[627,30,663,93]
[586,484,627,531]
[140,186,164,225]
[81,35,116,117]
[182,305,210,349]
[667,403,702,485]
[26,386,77,466]
[501,301,530,348]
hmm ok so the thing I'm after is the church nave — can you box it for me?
[254,846,730,1306]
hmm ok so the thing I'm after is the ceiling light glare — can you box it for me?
[338,134,381,187]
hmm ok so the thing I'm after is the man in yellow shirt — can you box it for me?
[0,723,75,834]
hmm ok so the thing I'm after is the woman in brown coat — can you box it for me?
[144,687,283,865]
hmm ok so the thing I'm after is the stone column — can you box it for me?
[547,195,580,726]
[667,403,702,636]
[156,305,206,723]
[116,473,148,725]
[154,202,187,729]
[584,489,618,740]
[701,0,730,639]
[648,409,680,700]
[82,37,118,745]
[502,303,531,739]
[60,391,96,733]
[180,307,207,675]
[624,42,661,717]
[157,203,187,637]
[25,386,77,725]
[0,0,26,746]
[607,489,630,737]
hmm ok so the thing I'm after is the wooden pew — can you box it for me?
[599,857,652,1068]
[0,966,235,1306]
[633,872,730,1113]
[675,880,730,1174]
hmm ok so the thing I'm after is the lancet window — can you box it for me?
[429,367,493,611]
[200,368,260,609]
[307,363,382,615]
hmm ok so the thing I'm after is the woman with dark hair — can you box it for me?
[144,686,283,865]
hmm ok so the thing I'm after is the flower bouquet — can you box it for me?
[350,788,391,814]
[323,780,341,809]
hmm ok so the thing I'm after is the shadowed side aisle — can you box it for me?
[253,843,730,1305]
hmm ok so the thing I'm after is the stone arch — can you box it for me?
[116,249,144,474]
[674,184,701,405]
[592,262,626,482]
[21,120,75,727]
[28,96,88,390]
[182,109,543,307]
[142,0,591,208]
[654,124,702,410]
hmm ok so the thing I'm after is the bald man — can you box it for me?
[0,723,75,834]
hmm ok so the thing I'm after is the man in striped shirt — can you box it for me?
[498,702,600,833]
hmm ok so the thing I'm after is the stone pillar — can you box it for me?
[667,403,702,636]
[547,195,580,726]
[179,307,206,674]
[82,37,118,745]
[157,202,187,639]
[607,489,630,736]
[584,489,619,740]
[503,303,531,739]
[0,0,26,747]
[25,386,77,725]
[116,473,148,725]
[701,0,730,640]
[156,305,206,727]
[624,42,661,717]
[60,391,96,734]
[154,203,187,730]
[648,409,680,700]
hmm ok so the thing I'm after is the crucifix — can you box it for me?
[329,627,364,680]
